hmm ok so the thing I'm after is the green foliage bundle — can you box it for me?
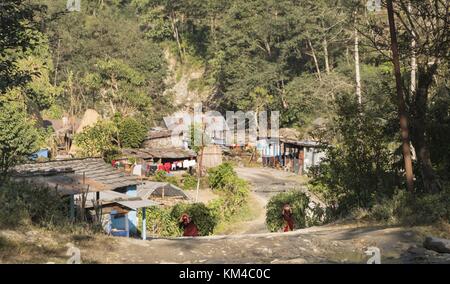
[265,191,324,232]
[139,207,182,237]
[153,170,180,186]
[171,203,218,236]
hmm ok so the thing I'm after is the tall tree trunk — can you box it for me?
[308,39,322,81]
[409,3,417,97]
[323,38,330,74]
[53,39,61,86]
[346,47,350,66]
[407,2,417,162]
[386,0,414,192]
[170,13,183,63]
[410,65,440,192]
[354,27,362,105]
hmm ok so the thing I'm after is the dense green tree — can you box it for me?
[0,0,51,181]
[0,103,39,181]
[0,0,44,92]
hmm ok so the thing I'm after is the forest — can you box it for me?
[0,0,449,234]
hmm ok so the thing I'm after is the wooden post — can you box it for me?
[69,195,75,220]
[195,122,206,202]
[141,208,147,240]
[125,214,130,238]
[299,149,304,175]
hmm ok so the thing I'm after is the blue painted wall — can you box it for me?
[30,149,49,160]
[110,211,128,237]
[126,185,138,236]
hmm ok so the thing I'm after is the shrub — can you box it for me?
[73,120,118,158]
[170,203,218,236]
[207,163,250,220]
[207,163,236,190]
[114,114,147,148]
[0,103,39,179]
[182,173,197,190]
[393,189,450,225]
[367,188,450,225]
[265,191,325,232]
[0,181,67,228]
[41,104,64,119]
[153,170,179,186]
[154,170,167,181]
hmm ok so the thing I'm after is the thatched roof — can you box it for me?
[75,109,101,134]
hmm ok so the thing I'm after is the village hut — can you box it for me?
[12,158,157,239]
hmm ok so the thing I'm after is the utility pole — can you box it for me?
[386,0,414,192]
[195,122,206,202]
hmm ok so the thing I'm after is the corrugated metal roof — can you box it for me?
[145,129,172,140]
[12,158,139,193]
[76,190,160,210]
[117,200,160,210]
[281,139,322,147]
[137,182,189,200]
[122,148,197,159]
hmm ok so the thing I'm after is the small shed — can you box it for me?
[77,190,159,239]
[12,158,156,239]
[259,138,325,175]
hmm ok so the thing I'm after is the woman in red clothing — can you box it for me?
[282,204,294,232]
[179,213,199,237]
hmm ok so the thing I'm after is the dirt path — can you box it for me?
[2,222,449,264]
[73,223,450,264]
[222,167,321,235]
[235,167,324,206]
